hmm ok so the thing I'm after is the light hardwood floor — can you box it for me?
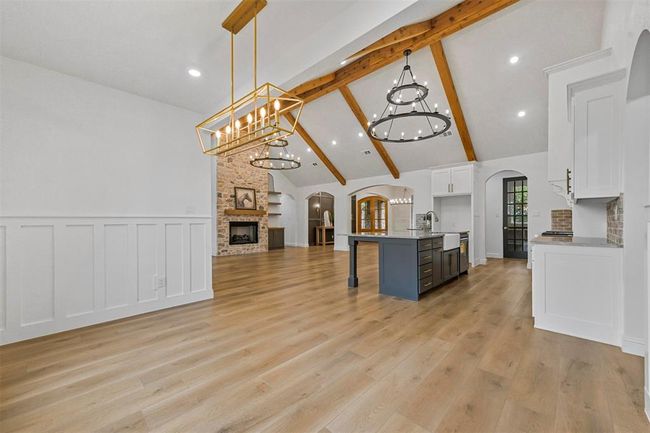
[0,244,648,433]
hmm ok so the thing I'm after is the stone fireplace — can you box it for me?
[229,221,259,245]
[216,152,268,256]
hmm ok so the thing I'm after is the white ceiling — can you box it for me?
[443,0,605,161]
[1,0,606,187]
[0,0,419,113]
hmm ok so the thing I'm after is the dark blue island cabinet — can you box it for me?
[348,231,461,301]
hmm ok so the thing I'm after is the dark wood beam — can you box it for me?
[339,85,400,179]
[222,0,267,34]
[429,41,476,161]
[291,0,519,104]
[283,112,346,185]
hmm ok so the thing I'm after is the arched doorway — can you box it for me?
[483,170,528,260]
[307,192,334,246]
[348,185,414,234]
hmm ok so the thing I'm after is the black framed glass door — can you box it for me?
[503,176,528,259]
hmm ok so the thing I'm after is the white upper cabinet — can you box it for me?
[544,49,624,201]
[432,165,473,197]
[450,166,472,195]
[572,74,624,199]
[432,169,451,196]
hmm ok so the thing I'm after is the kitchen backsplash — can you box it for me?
[607,194,624,246]
[551,209,573,232]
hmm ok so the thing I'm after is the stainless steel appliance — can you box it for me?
[459,233,469,274]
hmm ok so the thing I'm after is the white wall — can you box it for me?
[268,172,300,246]
[485,170,523,258]
[0,57,213,344]
[437,195,471,233]
[295,170,432,250]
[474,152,569,267]
[599,0,650,410]
[354,185,413,232]
[573,200,608,237]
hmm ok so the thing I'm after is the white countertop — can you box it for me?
[348,230,469,240]
[530,236,622,248]
[348,231,444,240]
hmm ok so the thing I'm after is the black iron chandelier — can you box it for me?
[249,137,301,170]
[367,49,452,143]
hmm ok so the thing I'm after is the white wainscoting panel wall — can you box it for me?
[0,216,213,345]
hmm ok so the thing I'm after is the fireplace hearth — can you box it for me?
[229,221,259,245]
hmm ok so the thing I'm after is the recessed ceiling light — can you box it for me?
[358,132,363,137]
[509,56,519,65]
[306,147,312,152]
[188,68,201,77]
[331,140,337,145]
[340,60,347,65]
[518,110,526,117]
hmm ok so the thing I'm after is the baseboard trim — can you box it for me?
[621,335,646,357]
[486,253,502,259]
[645,387,650,422]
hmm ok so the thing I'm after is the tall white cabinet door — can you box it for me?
[573,81,622,199]
[450,166,472,195]
[432,169,451,196]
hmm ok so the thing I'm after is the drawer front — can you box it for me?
[431,237,443,249]
[419,276,434,294]
[418,250,433,265]
[418,239,433,251]
[419,263,433,279]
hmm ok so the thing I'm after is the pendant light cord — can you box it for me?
[230,31,234,131]
[254,11,257,89]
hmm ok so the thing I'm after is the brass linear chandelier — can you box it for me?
[195,0,304,157]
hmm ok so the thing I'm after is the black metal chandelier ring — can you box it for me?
[367,111,451,143]
[387,83,428,106]
[250,157,301,170]
[266,138,289,147]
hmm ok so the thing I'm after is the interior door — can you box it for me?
[503,176,528,259]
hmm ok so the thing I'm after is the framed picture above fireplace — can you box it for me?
[234,187,257,210]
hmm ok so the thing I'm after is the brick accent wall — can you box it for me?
[607,194,624,246]
[551,209,573,232]
[216,152,268,256]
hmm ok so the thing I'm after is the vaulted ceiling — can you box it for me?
[1,0,605,187]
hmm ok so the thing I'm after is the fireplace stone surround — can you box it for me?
[216,152,268,256]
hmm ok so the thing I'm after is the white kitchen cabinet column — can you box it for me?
[572,70,625,199]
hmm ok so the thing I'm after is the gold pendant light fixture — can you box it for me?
[195,0,304,157]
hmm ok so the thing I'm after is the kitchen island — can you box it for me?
[348,231,467,301]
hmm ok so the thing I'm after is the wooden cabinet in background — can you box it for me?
[268,227,285,250]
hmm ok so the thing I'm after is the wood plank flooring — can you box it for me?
[0,244,647,432]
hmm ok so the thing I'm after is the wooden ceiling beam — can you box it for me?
[339,85,400,179]
[429,41,476,161]
[290,0,519,104]
[222,0,267,34]
[283,112,346,185]
[343,21,432,63]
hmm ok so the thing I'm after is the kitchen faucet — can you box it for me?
[425,210,439,231]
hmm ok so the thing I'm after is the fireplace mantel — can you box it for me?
[224,209,266,216]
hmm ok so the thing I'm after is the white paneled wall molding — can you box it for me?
[0,216,213,345]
